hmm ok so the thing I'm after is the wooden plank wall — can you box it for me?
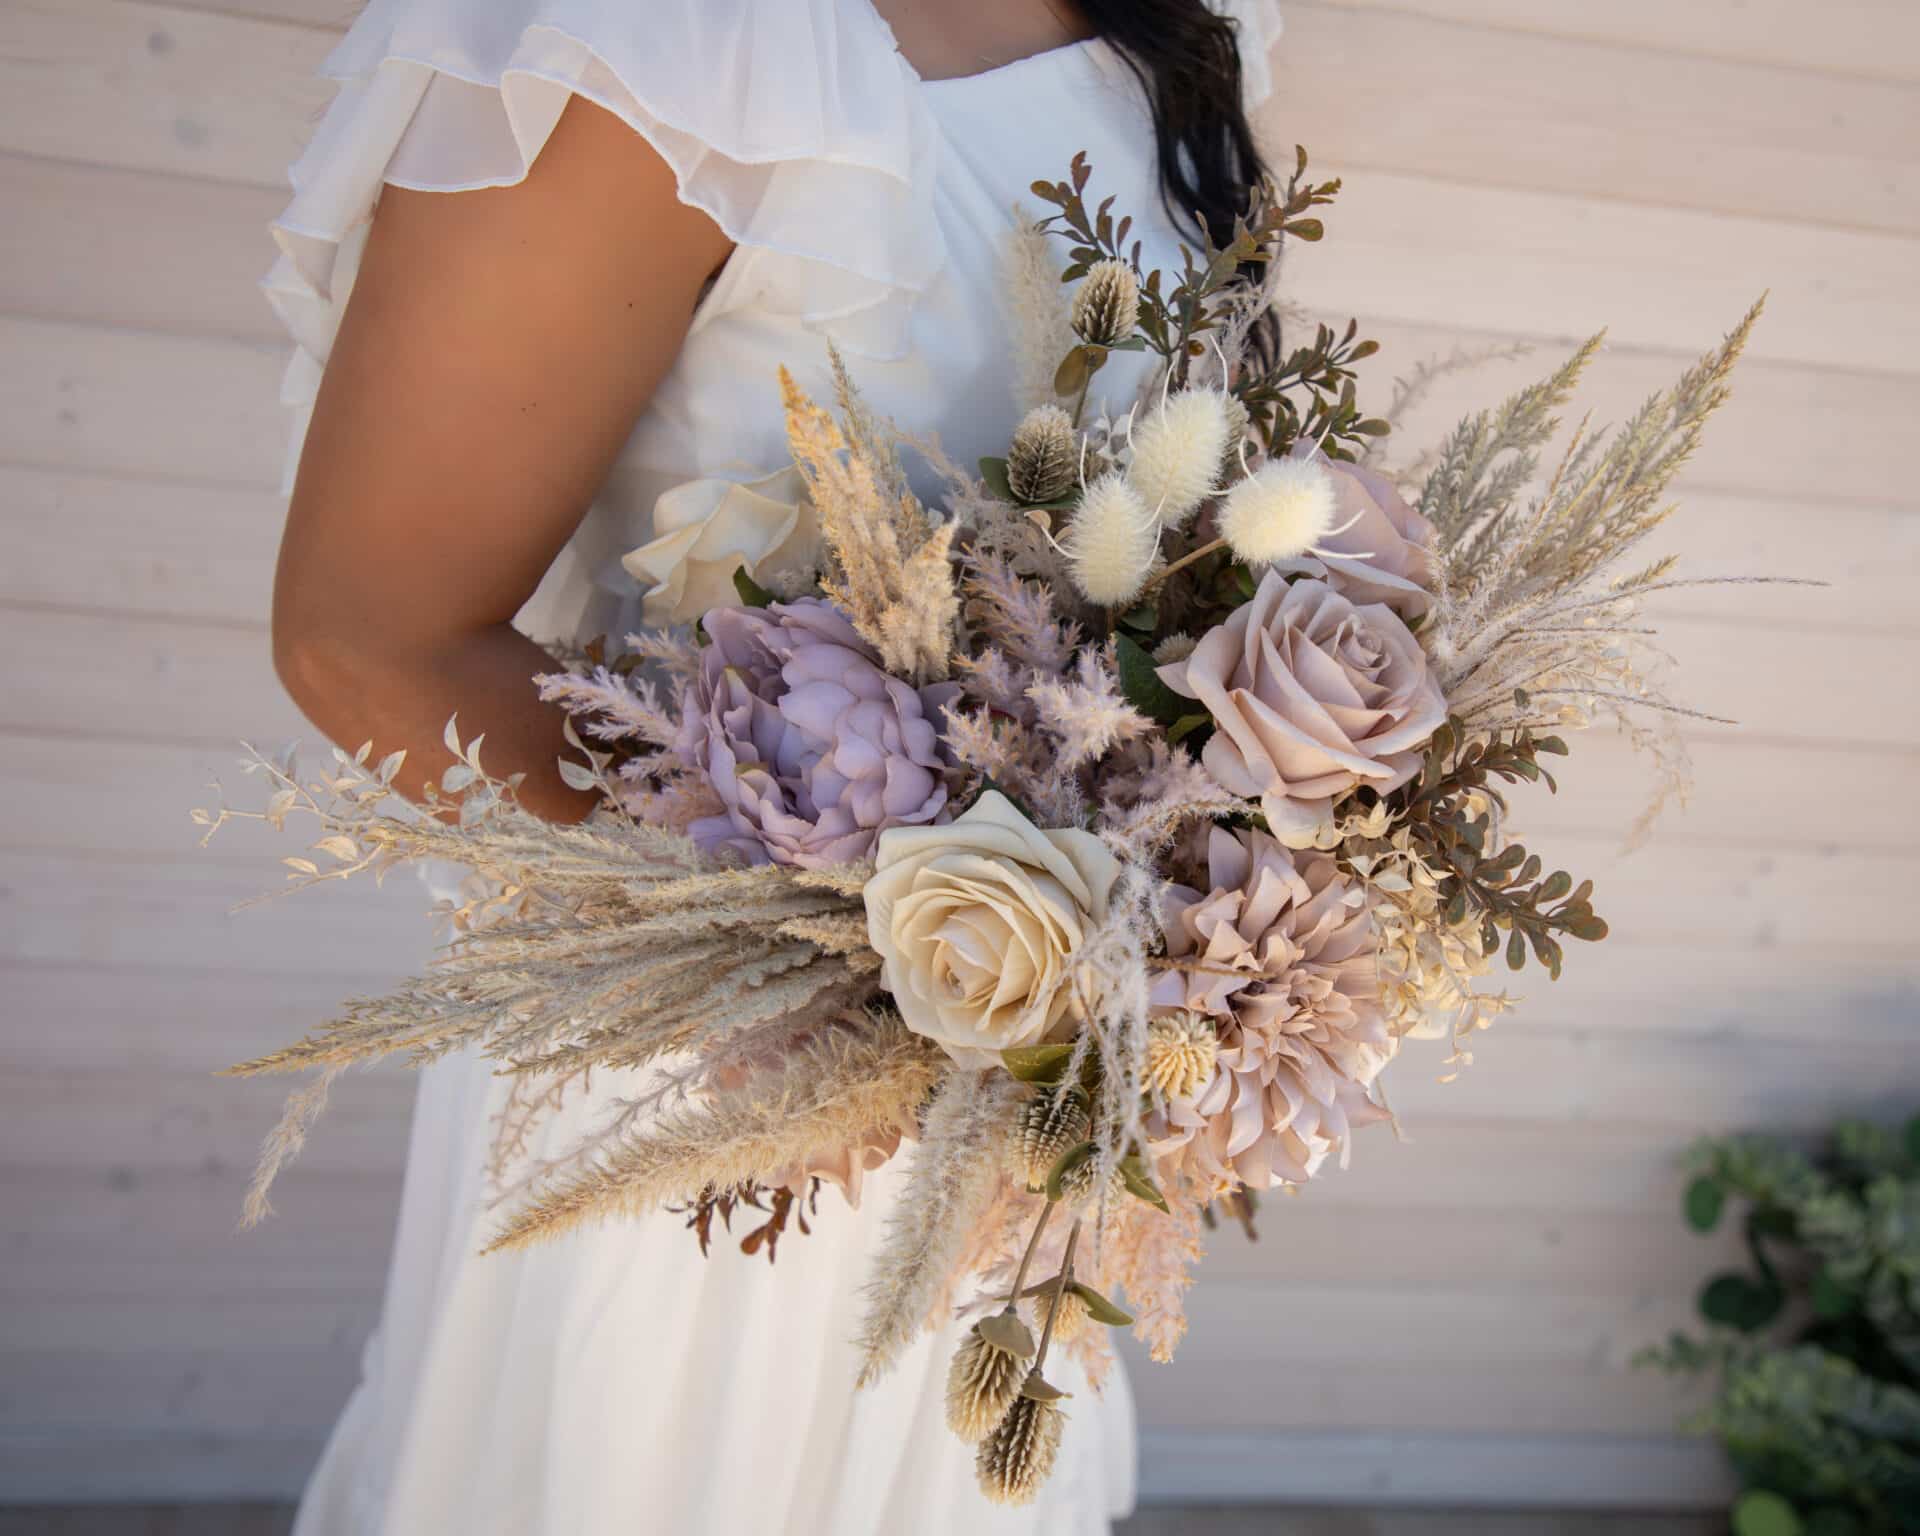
[1,0,1916,1507]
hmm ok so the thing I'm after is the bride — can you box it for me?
[264,0,1283,1529]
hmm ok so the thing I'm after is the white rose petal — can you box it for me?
[863,792,1121,1067]
[621,465,820,625]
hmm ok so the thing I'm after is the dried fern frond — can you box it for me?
[1415,301,1799,819]
[855,1068,1024,1386]
[484,1012,942,1253]
[203,735,888,1216]
[780,359,959,683]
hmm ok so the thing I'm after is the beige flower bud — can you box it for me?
[1151,632,1197,665]
[946,1318,1030,1443]
[1006,405,1079,504]
[1071,258,1141,346]
[1063,472,1159,608]
[976,1382,1065,1505]
[1013,1085,1092,1189]
[1145,1011,1218,1101]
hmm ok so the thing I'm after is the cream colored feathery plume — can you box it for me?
[854,1068,1025,1386]
[1001,212,1079,415]
[779,357,960,683]
[205,736,887,1216]
[482,1012,943,1253]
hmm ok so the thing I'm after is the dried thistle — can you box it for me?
[946,1316,1032,1442]
[1013,1087,1092,1189]
[1006,405,1079,503]
[1071,258,1140,346]
[976,1381,1066,1505]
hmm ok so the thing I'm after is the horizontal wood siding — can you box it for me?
[0,0,1914,1505]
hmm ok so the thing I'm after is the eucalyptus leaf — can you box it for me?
[731,565,776,608]
[1001,1042,1076,1085]
[1114,634,1191,726]
[1067,1280,1134,1327]
[1684,1175,1725,1233]
[1732,1490,1803,1536]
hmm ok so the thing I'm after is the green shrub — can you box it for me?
[1638,1114,1920,1534]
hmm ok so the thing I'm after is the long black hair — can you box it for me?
[1077,1,1272,255]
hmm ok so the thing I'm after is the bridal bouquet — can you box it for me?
[206,150,1768,1503]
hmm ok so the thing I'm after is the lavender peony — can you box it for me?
[679,598,957,868]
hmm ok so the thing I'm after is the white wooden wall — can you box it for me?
[1,0,1916,1508]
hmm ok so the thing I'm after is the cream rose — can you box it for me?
[1160,572,1447,849]
[863,792,1122,1066]
[621,466,820,625]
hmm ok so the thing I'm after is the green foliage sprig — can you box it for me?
[1387,715,1606,978]
[1029,147,1386,460]
[1640,1115,1920,1535]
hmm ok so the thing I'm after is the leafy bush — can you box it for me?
[1639,1114,1920,1535]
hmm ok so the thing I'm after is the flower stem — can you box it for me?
[1006,1198,1057,1312]
[1034,1218,1083,1370]
[1141,536,1227,597]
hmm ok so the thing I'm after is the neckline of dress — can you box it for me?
[855,2,1102,91]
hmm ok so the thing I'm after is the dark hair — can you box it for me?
[1076,1,1272,253]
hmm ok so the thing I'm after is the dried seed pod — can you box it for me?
[1063,472,1159,607]
[1217,392,1253,487]
[1070,258,1140,347]
[1145,1011,1219,1101]
[1006,405,1078,504]
[1056,1148,1121,1212]
[946,1317,1030,1443]
[1127,390,1230,530]
[1028,1283,1090,1346]
[1151,632,1196,665]
[1013,1086,1091,1189]
[976,1379,1066,1505]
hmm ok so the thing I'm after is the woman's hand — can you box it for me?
[272,96,734,821]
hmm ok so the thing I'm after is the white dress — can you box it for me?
[261,2,1282,1532]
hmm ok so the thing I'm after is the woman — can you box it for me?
[265,0,1284,1529]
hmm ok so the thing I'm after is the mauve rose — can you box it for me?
[1160,573,1446,848]
[1147,826,1394,1191]
[1278,445,1438,620]
[680,598,956,868]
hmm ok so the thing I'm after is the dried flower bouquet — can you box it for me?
[205,149,1775,1504]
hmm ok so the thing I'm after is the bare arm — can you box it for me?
[272,97,735,821]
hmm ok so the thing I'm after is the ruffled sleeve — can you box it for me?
[260,0,941,492]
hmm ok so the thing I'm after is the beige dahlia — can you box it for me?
[1147,826,1395,1190]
